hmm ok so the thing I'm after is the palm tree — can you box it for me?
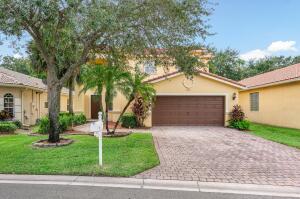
[81,64,130,134]
[111,71,156,134]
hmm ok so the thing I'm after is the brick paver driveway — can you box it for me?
[135,126,300,186]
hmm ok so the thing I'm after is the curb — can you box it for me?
[0,174,299,198]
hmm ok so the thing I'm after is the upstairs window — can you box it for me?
[4,93,14,117]
[144,61,156,75]
[250,92,259,111]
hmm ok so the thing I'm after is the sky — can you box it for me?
[0,0,300,61]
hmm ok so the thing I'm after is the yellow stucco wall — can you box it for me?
[142,74,240,127]
[78,73,240,126]
[239,81,300,129]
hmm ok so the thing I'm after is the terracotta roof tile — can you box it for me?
[239,63,300,88]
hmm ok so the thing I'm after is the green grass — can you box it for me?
[250,123,300,149]
[0,133,159,177]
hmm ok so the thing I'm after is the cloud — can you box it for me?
[13,53,22,58]
[267,41,297,52]
[240,40,298,61]
[240,49,270,61]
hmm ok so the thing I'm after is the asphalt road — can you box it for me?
[0,183,295,199]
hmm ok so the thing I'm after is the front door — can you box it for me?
[91,95,101,119]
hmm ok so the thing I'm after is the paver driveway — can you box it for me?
[135,126,300,186]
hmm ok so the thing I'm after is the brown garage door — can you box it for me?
[152,96,225,126]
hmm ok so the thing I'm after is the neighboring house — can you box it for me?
[239,63,300,129]
[0,67,69,126]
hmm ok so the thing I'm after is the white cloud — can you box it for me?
[240,49,270,61]
[240,40,298,61]
[267,41,297,52]
[13,53,22,58]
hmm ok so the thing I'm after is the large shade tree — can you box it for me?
[0,0,212,142]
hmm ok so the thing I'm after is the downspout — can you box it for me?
[21,90,23,124]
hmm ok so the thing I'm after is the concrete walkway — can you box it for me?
[135,126,300,187]
[0,174,299,198]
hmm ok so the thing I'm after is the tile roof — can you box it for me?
[239,63,300,88]
[146,70,245,88]
[0,67,69,94]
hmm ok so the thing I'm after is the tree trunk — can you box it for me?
[105,103,110,134]
[68,76,74,115]
[48,82,62,143]
[112,97,134,134]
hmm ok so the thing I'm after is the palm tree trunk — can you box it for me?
[105,104,110,134]
[112,97,134,134]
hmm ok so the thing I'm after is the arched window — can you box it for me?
[4,93,14,117]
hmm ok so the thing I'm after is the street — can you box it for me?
[0,183,295,199]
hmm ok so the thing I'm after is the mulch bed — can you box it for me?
[103,131,131,137]
[32,138,74,148]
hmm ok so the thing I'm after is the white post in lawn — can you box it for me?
[98,112,103,166]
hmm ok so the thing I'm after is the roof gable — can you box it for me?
[146,70,245,89]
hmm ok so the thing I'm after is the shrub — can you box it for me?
[72,113,87,125]
[0,122,17,133]
[0,110,13,120]
[229,105,245,122]
[229,120,250,130]
[121,113,137,128]
[132,97,151,127]
[34,116,49,134]
[228,105,250,130]
[34,113,87,134]
[12,120,22,128]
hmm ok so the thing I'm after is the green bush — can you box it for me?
[34,116,50,134]
[72,113,87,125]
[0,122,17,133]
[12,120,22,128]
[121,114,137,128]
[34,113,87,134]
[229,120,250,130]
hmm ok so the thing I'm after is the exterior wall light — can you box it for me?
[232,92,237,100]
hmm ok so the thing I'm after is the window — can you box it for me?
[4,93,14,117]
[144,61,156,75]
[250,92,259,111]
[44,102,48,108]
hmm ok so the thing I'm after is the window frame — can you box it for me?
[4,93,14,117]
[250,92,259,111]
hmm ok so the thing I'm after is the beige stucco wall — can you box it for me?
[0,86,69,125]
[80,73,240,126]
[239,81,300,129]
[142,74,240,127]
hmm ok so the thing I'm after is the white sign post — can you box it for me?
[90,112,103,166]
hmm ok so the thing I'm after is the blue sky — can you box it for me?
[1,0,300,61]
[206,0,300,60]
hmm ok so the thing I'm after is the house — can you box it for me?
[78,53,246,127]
[0,67,69,126]
[239,63,300,129]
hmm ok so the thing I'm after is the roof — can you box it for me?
[239,63,300,88]
[146,70,245,88]
[0,67,69,94]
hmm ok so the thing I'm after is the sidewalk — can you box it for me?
[0,174,299,198]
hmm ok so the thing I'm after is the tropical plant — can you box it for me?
[0,0,211,142]
[228,105,250,130]
[111,71,155,134]
[132,96,152,127]
[120,113,137,128]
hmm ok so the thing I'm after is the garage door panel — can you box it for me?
[152,96,225,126]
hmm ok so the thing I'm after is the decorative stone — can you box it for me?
[32,138,73,148]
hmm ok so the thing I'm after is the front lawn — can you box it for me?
[0,133,159,177]
[250,123,300,149]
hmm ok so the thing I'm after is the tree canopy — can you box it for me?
[0,0,214,142]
